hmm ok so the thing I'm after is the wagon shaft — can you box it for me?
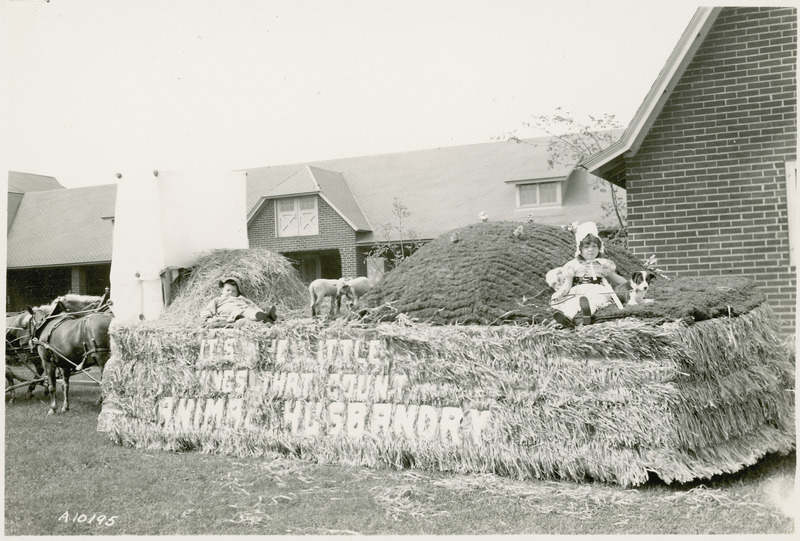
[5,378,46,393]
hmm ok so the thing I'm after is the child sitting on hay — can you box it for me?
[200,277,277,324]
[549,222,626,328]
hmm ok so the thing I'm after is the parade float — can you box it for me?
[99,220,795,487]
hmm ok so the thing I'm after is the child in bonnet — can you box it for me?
[200,276,277,324]
[549,222,626,328]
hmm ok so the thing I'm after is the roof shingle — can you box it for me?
[7,171,64,193]
[7,184,117,268]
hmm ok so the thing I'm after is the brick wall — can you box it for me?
[626,7,797,335]
[247,196,360,278]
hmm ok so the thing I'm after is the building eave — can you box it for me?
[7,260,112,270]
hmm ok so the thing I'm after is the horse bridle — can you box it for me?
[5,314,32,354]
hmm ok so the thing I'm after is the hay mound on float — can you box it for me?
[160,248,308,322]
[363,221,765,325]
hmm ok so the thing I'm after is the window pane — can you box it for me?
[539,182,558,204]
[299,196,316,211]
[518,184,538,206]
[278,199,295,212]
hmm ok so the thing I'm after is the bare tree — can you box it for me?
[498,108,627,243]
[367,197,424,274]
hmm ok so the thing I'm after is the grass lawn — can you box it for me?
[4,385,795,536]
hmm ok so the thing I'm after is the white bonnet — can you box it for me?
[574,222,603,256]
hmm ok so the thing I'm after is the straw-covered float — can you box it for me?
[99,222,795,487]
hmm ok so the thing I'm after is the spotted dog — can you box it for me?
[614,270,656,306]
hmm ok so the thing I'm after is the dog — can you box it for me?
[614,270,656,306]
[545,267,567,292]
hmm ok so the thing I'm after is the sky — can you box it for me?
[2,0,707,188]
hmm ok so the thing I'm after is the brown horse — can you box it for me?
[6,310,45,399]
[27,307,113,415]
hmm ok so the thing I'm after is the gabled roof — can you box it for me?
[7,184,117,268]
[245,136,586,242]
[309,167,371,231]
[246,165,371,231]
[580,7,722,187]
[7,171,65,193]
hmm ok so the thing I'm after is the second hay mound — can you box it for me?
[162,248,308,322]
[364,222,644,325]
[365,221,767,326]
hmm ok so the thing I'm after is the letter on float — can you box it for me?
[157,397,175,425]
[234,370,249,395]
[416,405,438,440]
[340,374,357,401]
[283,400,303,433]
[303,401,322,436]
[469,410,491,443]
[440,406,463,444]
[221,369,235,393]
[328,401,345,435]
[276,339,288,363]
[373,375,389,401]
[285,373,300,398]
[226,398,243,429]
[347,402,367,437]
[300,373,314,398]
[173,398,196,431]
[340,340,354,363]
[393,404,417,439]
[389,374,409,400]
[271,372,287,397]
[355,375,370,401]
[327,373,342,401]
[368,340,381,362]
[202,397,225,431]
[223,337,236,357]
[370,403,393,437]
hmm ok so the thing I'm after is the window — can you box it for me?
[787,160,797,267]
[276,196,318,237]
[516,181,562,208]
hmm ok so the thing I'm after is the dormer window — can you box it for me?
[514,179,562,208]
[276,195,318,237]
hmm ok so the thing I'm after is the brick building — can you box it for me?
[243,136,623,283]
[583,7,797,335]
[6,175,114,310]
[7,136,620,311]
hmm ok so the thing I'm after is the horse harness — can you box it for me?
[32,312,110,371]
